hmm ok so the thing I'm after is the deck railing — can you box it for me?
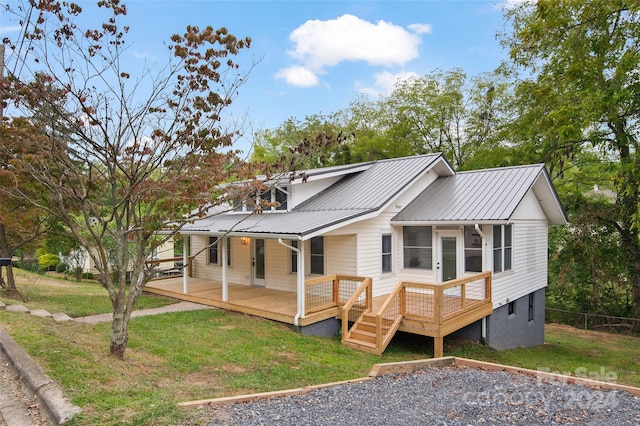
[342,271,492,356]
[304,274,371,315]
[408,271,492,326]
[146,256,193,279]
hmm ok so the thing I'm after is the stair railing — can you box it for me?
[341,277,372,339]
[374,281,404,352]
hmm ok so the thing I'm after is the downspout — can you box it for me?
[278,238,303,328]
[475,224,488,345]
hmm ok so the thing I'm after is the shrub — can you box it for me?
[81,272,94,280]
[37,253,60,272]
[55,262,69,273]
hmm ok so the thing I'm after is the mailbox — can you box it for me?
[0,258,11,267]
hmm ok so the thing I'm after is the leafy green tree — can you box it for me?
[502,0,640,321]
[252,114,352,168]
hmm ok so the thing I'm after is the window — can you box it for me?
[226,237,232,266]
[493,224,512,273]
[464,226,482,272]
[236,186,288,213]
[508,300,516,316]
[275,187,288,211]
[403,226,432,269]
[208,237,219,265]
[382,234,392,273]
[310,236,324,275]
[290,240,298,273]
[528,293,535,322]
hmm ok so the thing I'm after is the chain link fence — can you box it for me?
[546,307,640,335]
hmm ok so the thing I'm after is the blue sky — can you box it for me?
[121,1,511,130]
[2,0,516,153]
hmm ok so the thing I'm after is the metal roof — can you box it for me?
[180,209,369,237]
[181,154,447,238]
[297,154,443,211]
[392,164,567,225]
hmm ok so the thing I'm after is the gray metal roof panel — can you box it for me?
[296,154,443,212]
[181,209,370,236]
[392,164,546,222]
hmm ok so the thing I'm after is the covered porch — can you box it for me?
[144,274,372,328]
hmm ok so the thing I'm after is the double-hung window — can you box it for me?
[208,237,219,265]
[464,226,482,272]
[310,236,324,275]
[382,234,392,273]
[290,240,298,273]
[493,224,512,273]
[403,226,432,269]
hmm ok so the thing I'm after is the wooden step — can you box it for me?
[343,337,377,350]
[349,328,377,344]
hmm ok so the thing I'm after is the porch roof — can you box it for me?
[179,208,371,239]
[392,164,568,225]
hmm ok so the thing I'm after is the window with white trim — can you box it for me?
[403,226,432,269]
[290,240,298,273]
[208,236,219,265]
[382,234,392,273]
[310,236,324,275]
[493,224,512,273]
[464,226,482,272]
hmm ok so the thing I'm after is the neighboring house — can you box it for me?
[65,239,177,277]
[148,154,567,356]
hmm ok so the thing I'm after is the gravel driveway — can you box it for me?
[192,365,640,426]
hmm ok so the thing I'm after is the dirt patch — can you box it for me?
[546,322,633,341]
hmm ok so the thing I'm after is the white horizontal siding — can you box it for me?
[325,235,357,275]
[491,220,548,309]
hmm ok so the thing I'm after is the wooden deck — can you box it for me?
[144,277,340,327]
[147,272,493,358]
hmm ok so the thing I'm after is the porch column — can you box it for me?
[296,241,306,323]
[182,234,188,294]
[221,236,228,302]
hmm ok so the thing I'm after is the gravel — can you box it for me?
[191,365,640,426]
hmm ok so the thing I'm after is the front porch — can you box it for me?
[145,270,493,358]
[144,274,368,328]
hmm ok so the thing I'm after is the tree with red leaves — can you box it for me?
[0,0,261,357]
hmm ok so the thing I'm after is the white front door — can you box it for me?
[437,232,459,283]
[252,238,265,287]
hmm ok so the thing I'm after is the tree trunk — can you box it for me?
[109,305,131,358]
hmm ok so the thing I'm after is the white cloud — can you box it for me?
[275,14,427,86]
[358,70,419,97]
[408,23,432,35]
[0,25,22,35]
[132,51,155,60]
[498,0,537,10]
[274,66,320,87]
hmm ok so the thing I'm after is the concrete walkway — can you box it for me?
[74,301,215,324]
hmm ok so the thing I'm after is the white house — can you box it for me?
[146,154,567,356]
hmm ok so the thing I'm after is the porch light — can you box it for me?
[240,237,250,246]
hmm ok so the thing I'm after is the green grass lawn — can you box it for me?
[1,269,638,425]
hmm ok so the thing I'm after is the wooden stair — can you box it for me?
[342,313,392,355]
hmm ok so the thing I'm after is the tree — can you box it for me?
[251,113,352,168]
[337,69,512,168]
[501,0,640,321]
[1,0,258,357]
[0,117,54,296]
